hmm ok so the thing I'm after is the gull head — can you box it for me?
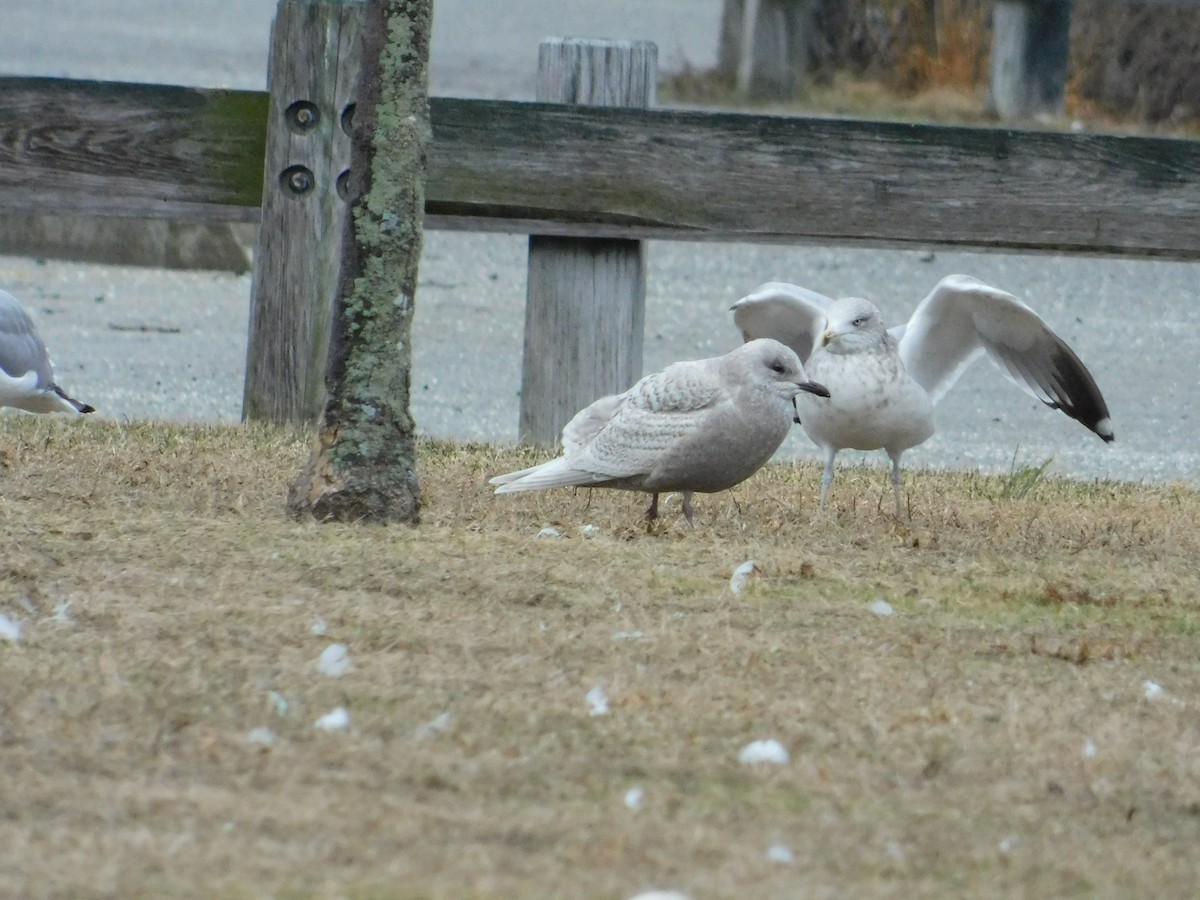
[820,296,888,354]
[736,339,831,402]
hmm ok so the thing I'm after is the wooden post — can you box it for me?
[990,0,1071,120]
[243,0,362,424]
[519,39,656,446]
[736,0,762,96]
[726,0,811,101]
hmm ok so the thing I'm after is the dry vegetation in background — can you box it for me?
[2,417,1200,898]
[666,0,1200,136]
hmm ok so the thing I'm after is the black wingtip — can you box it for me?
[52,385,94,414]
[1044,348,1112,445]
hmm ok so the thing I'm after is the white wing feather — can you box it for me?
[730,282,834,363]
[898,274,1112,439]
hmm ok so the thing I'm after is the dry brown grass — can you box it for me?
[3,417,1200,898]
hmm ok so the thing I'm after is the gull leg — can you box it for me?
[888,451,905,519]
[681,491,695,527]
[819,447,838,510]
[644,492,660,522]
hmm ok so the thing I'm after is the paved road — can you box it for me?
[2,1,1196,485]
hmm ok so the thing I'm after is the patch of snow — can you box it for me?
[415,711,454,741]
[766,842,794,864]
[868,597,894,616]
[612,630,645,641]
[317,643,351,678]
[314,707,350,732]
[729,559,759,594]
[0,614,21,642]
[586,684,610,717]
[738,738,789,765]
[266,691,289,717]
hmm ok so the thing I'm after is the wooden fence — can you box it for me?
[1,0,1199,441]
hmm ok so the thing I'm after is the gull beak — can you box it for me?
[820,329,836,347]
[791,381,829,425]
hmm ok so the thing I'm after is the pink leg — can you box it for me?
[681,492,695,527]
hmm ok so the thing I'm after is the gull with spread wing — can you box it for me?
[0,289,94,415]
[490,339,830,525]
[731,274,1112,516]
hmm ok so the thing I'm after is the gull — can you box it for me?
[490,339,830,525]
[0,289,94,414]
[731,274,1112,516]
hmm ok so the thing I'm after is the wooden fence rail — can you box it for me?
[5,77,1199,256]
[0,77,265,222]
[5,77,1200,257]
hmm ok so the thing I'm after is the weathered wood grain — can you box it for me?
[424,98,1200,260]
[2,77,1199,260]
[0,76,264,222]
[520,38,655,447]
[243,0,362,425]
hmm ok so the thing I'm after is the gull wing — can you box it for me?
[491,361,725,491]
[0,290,55,385]
[571,360,725,477]
[898,274,1113,441]
[729,282,834,363]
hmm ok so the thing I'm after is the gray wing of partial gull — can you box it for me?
[0,290,55,386]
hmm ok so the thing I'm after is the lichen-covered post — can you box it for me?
[288,0,429,523]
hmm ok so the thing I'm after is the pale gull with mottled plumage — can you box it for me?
[490,338,830,525]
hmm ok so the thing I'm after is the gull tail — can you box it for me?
[490,457,609,493]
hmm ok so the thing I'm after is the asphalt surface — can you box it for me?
[2,0,1197,485]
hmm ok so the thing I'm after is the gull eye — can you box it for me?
[852,316,867,327]
[769,361,787,374]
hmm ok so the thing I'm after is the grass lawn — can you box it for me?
[2,417,1199,898]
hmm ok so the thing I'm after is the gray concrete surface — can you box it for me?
[2,0,1196,485]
